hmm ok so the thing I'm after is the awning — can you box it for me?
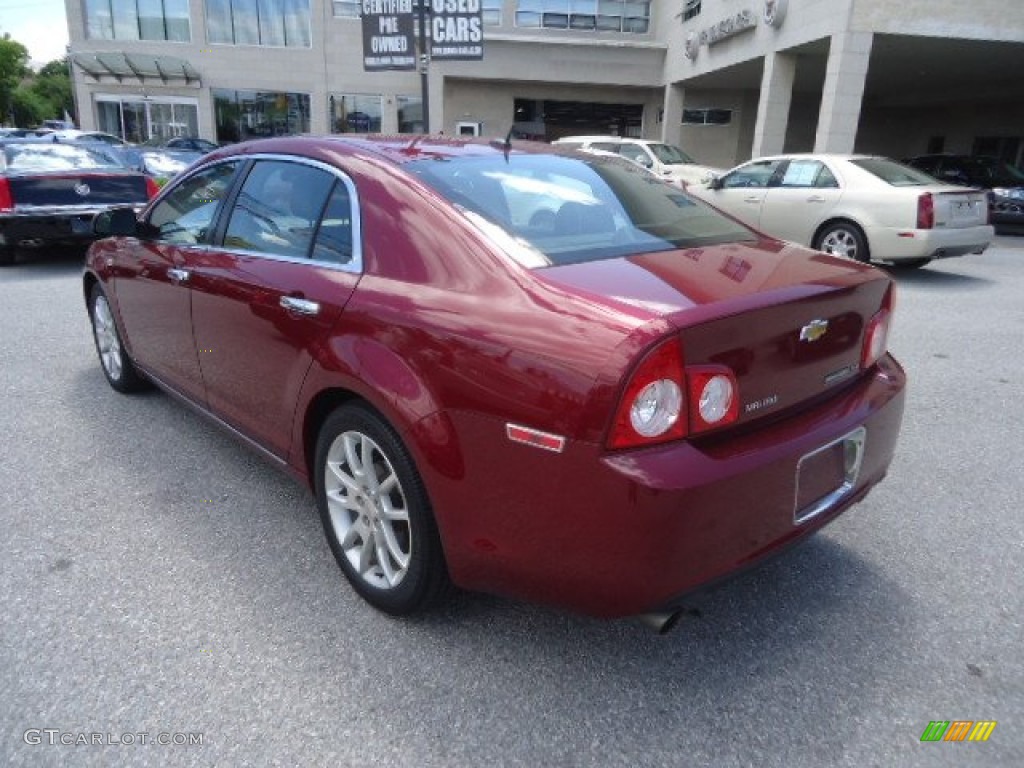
[71,52,201,85]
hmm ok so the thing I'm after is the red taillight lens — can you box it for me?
[862,285,895,369]
[917,192,934,229]
[0,178,12,211]
[687,366,740,435]
[608,338,686,449]
[608,341,742,449]
[145,176,161,199]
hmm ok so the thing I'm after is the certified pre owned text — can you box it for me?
[24,730,204,746]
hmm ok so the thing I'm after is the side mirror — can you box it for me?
[94,207,140,237]
[708,175,724,190]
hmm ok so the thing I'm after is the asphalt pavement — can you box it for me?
[1,237,1022,767]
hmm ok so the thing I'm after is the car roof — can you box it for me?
[205,134,578,168]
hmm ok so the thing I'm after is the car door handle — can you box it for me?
[807,195,827,203]
[743,196,762,203]
[280,296,320,316]
[167,268,190,283]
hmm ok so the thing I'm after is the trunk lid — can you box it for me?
[540,237,892,427]
[929,187,989,229]
[6,172,149,208]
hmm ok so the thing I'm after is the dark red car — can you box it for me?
[83,135,906,630]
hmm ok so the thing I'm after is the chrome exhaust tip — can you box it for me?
[637,609,685,635]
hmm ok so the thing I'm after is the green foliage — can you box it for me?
[0,35,31,124]
[11,87,48,127]
[0,38,73,127]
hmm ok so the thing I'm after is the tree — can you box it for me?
[0,34,31,125]
[29,58,73,122]
[11,87,47,127]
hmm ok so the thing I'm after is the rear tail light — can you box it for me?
[687,366,739,435]
[607,339,740,449]
[145,177,161,199]
[862,284,895,369]
[916,192,934,229]
[0,178,12,212]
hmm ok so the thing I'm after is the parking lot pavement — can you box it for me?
[1,243,1022,767]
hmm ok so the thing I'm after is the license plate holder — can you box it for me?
[794,427,866,524]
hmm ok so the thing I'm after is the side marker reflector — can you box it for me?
[506,423,566,453]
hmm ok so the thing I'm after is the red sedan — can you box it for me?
[83,135,905,630]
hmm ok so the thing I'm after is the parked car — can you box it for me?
[690,154,993,268]
[161,136,220,153]
[49,129,130,146]
[905,154,1024,232]
[553,135,721,187]
[84,136,905,629]
[133,147,204,185]
[0,139,159,265]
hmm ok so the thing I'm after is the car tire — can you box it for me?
[814,221,870,263]
[88,283,148,393]
[315,403,449,615]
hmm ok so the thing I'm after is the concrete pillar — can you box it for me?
[429,71,445,134]
[660,83,684,146]
[815,31,873,154]
[752,51,796,157]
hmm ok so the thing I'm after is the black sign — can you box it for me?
[429,0,484,60]
[361,0,416,71]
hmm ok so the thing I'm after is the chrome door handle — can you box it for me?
[167,268,190,283]
[743,196,762,203]
[807,195,826,203]
[280,296,320,316]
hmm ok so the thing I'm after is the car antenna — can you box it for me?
[502,127,513,162]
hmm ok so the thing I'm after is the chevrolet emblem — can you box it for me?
[799,319,829,342]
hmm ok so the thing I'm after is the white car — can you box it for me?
[553,136,721,187]
[690,154,993,268]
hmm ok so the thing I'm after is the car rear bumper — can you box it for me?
[0,206,140,248]
[430,355,907,618]
[871,224,994,262]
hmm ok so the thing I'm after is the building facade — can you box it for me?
[65,0,1024,168]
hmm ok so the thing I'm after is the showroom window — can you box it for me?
[331,94,383,133]
[95,96,199,143]
[213,90,311,142]
[515,1,650,33]
[207,0,311,46]
[683,108,732,126]
[397,96,424,134]
[85,0,190,41]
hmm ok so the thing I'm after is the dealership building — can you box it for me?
[65,0,1024,168]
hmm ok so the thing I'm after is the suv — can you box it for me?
[553,136,721,187]
[906,154,1024,232]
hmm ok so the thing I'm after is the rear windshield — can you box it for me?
[407,154,753,268]
[1,143,124,172]
[648,143,696,165]
[849,158,937,187]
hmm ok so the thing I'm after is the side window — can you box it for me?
[815,163,839,188]
[779,160,826,188]
[147,161,239,244]
[223,160,335,258]
[312,182,355,264]
[722,159,784,189]
[618,144,652,168]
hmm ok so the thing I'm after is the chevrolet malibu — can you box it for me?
[83,136,906,629]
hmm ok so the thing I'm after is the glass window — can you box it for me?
[397,96,423,134]
[149,162,240,244]
[85,0,190,41]
[224,160,335,258]
[516,0,648,33]
[849,158,936,187]
[331,94,383,133]
[779,160,826,188]
[332,1,360,17]
[648,143,696,164]
[2,143,122,172]
[407,154,753,268]
[683,108,732,126]
[722,159,785,189]
[205,0,310,46]
[682,0,701,21]
[312,183,355,264]
[482,0,502,25]
[214,90,311,142]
